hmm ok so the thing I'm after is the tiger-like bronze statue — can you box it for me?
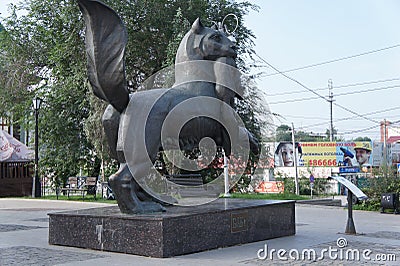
[78,0,258,214]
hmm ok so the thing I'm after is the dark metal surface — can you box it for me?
[78,0,259,214]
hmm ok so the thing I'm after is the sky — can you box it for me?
[243,0,400,142]
[0,1,14,17]
[1,0,400,142]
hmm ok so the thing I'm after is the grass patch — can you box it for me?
[228,193,309,200]
[24,194,117,204]
[24,193,309,204]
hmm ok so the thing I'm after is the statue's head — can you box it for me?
[175,18,237,63]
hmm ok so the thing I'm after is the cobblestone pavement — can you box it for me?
[0,198,399,265]
[0,246,106,266]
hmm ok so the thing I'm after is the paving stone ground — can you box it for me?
[0,198,399,265]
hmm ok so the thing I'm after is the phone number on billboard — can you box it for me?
[308,159,337,166]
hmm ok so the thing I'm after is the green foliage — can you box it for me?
[30,195,117,204]
[276,124,347,142]
[353,136,372,141]
[229,192,308,200]
[301,177,327,195]
[275,176,328,195]
[162,7,190,67]
[361,175,400,210]
[83,91,118,180]
[275,125,292,142]
[352,200,381,211]
[275,124,327,142]
[0,0,91,187]
[103,0,258,88]
[0,0,260,189]
[352,165,399,211]
[236,78,266,142]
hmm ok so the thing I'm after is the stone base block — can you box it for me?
[48,199,295,257]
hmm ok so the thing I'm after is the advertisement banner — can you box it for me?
[254,181,284,193]
[274,141,373,168]
[0,130,13,161]
[0,130,33,162]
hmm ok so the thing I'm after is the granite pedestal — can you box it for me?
[48,199,295,257]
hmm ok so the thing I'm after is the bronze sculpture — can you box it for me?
[78,0,258,214]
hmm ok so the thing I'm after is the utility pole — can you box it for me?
[383,119,388,178]
[328,79,334,141]
[291,122,299,195]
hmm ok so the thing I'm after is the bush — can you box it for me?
[356,175,400,211]
[275,176,328,195]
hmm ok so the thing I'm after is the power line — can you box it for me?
[250,44,400,137]
[334,78,400,89]
[269,95,320,105]
[298,106,400,131]
[265,77,400,97]
[253,51,385,125]
[334,85,400,97]
[282,114,327,120]
[334,102,380,124]
[268,84,400,105]
[254,53,328,100]
[332,106,400,123]
[257,44,400,77]
[275,110,400,123]
[341,125,379,135]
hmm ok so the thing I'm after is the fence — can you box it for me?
[0,161,33,196]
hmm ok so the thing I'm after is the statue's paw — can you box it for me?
[117,189,167,214]
[157,194,179,205]
[109,163,131,187]
[138,201,166,213]
[120,201,166,214]
[122,201,166,215]
[108,173,118,188]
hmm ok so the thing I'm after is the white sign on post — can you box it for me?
[329,175,368,200]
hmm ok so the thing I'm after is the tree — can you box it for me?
[353,136,372,141]
[325,128,337,141]
[0,0,91,186]
[275,124,346,142]
[0,0,260,188]
[275,125,292,142]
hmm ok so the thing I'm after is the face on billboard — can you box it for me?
[274,142,302,167]
[280,143,294,166]
[355,148,371,166]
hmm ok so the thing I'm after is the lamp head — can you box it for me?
[33,97,42,111]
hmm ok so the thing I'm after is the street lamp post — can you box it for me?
[291,123,299,195]
[223,149,231,198]
[32,97,42,198]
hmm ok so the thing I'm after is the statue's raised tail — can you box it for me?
[78,0,129,113]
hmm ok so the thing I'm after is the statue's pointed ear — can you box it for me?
[191,18,204,34]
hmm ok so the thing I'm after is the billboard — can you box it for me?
[389,142,400,166]
[274,141,373,168]
[372,142,384,166]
